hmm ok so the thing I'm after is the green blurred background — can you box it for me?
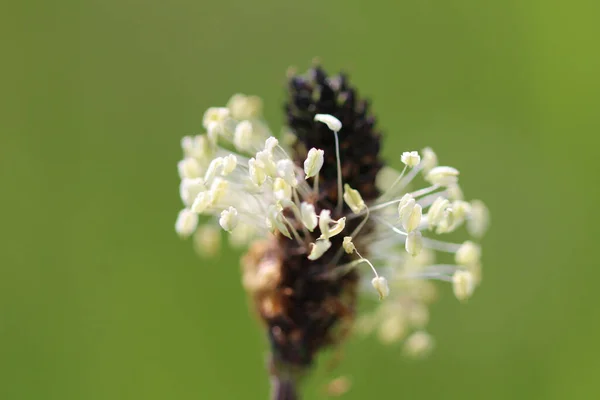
[2,0,599,399]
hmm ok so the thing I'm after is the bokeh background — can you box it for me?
[2,0,599,399]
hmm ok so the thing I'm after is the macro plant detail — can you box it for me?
[175,64,489,399]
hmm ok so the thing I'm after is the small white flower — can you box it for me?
[371,276,390,300]
[308,239,332,260]
[219,206,239,232]
[343,184,366,214]
[452,270,475,302]
[300,202,318,231]
[175,208,198,238]
[304,148,324,178]
[314,113,342,132]
[425,166,460,186]
[401,151,420,167]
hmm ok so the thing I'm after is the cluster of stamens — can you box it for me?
[175,93,489,354]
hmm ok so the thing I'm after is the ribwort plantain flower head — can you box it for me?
[174,64,490,399]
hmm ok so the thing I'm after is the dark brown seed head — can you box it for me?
[285,64,384,209]
[242,64,384,398]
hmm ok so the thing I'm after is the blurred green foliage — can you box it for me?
[2,0,599,399]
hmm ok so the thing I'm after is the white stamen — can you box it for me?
[181,135,212,161]
[343,236,355,254]
[255,149,276,177]
[227,93,263,120]
[300,202,318,231]
[455,241,481,265]
[221,154,237,176]
[233,121,254,152]
[202,107,230,130]
[452,270,475,302]
[314,113,342,132]
[421,147,438,174]
[265,136,279,152]
[209,178,228,204]
[175,208,198,238]
[428,197,450,229]
[203,157,224,183]
[273,178,292,202]
[304,148,324,178]
[426,166,459,187]
[343,184,366,214]
[180,178,206,207]
[228,223,256,248]
[371,276,390,300]
[265,205,291,239]
[314,114,344,212]
[277,159,299,187]
[403,331,434,358]
[318,209,346,240]
[308,239,332,260]
[467,200,490,238]
[219,206,239,232]
[402,203,422,233]
[178,157,203,179]
[398,196,416,220]
[191,191,213,214]
[328,217,346,237]
[193,225,221,257]
[405,231,423,256]
[447,184,464,200]
[401,151,421,167]
[248,158,266,186]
